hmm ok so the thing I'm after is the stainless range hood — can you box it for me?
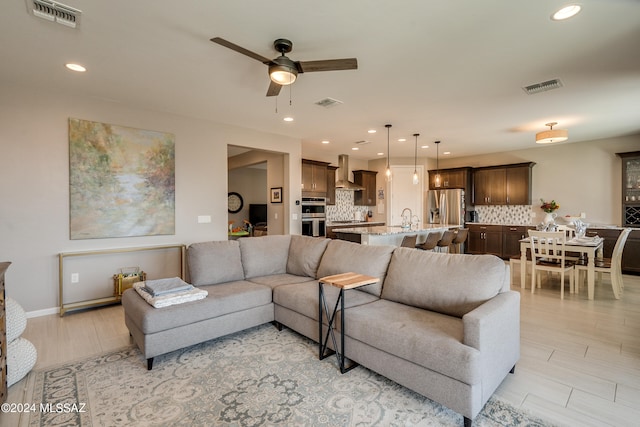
[334,154,364,191]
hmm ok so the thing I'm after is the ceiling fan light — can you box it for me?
[269,57,298,85]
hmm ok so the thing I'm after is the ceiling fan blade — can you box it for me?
[297,58,358,73]
[266,81,282,97]
[210,37,272,64]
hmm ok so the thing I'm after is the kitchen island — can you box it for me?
[334,224,459,246]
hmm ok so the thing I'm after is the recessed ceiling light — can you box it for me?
[352,147,359,150]
[377,152,384,156]
[421,145,429,149]
[552,5,581,21]
[443,151,451,155]
[367,129,376,134]
[398,138,406,142]
[65,63,86,72]
[321,140,330,144]
[283,117,294,122]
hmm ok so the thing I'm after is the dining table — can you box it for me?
[519,235,604,300]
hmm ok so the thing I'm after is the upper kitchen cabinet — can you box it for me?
[617,151,640,227]
[353,170,377,206]
[302,159,330,196]
[472,162,535,205]
[326,165,338,205]
[428,167,472,192]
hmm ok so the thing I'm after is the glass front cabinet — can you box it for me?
[618,151,640,227]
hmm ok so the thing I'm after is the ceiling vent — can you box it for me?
[354,140,370,145]
[523,78,563,95]
[26,0,82,28]
[314,97,343,108]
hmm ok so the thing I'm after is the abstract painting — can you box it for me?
[69,118,175,239]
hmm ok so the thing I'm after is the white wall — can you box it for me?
[0,85,301,313]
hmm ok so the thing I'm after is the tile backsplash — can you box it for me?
[326,190,369,222]
[473,205,533,225]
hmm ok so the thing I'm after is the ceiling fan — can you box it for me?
[210,37,358,97]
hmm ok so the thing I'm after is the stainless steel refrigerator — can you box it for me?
[427,189,465,225]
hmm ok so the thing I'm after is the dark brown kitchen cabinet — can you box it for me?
[502,226,532,258]
[617,151,640,227]
[428,167,472,191]
[473,168,506,205]
[467,225,503,257]
[353,170,377,206]
[472,163,534,206]
[302,159,329,196]
[326,166,338,205]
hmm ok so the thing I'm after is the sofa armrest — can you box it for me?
[462,291,520,393]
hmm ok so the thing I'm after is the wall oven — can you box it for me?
[301,197,326,237]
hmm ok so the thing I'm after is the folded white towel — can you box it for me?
[143,277,193,296]
[134,282,207,308]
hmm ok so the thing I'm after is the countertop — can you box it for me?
[326,221,385,227]
[467,222,626,229]
[334,224,456,236]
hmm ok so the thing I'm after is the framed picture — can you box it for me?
[270,187,283,203]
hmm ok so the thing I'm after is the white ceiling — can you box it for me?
[2,0,639,161]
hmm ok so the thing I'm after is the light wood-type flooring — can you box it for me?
[2,265,639,426]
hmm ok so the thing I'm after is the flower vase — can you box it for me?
[543,212,557,224]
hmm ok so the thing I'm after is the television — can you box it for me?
[249,204,267,225]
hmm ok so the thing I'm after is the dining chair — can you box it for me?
[400,234,418,249]
[556,224,579,260]
[450,228,469,254]
[416,231,442,251]
[509,253,532,288]
[435,230,456,253]
[528,230,576,299]
[574,228,631,299]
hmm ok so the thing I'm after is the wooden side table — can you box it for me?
[318,272,379,373]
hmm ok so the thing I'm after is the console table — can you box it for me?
[59,244,185,316]
[318,272,379,373]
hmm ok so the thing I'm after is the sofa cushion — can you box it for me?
[187,240,244,286]
[248,274,316,289]
[123,281,272,335]
[316,240,395,297]
[286,235,330,278]
[340,299,481,385]
[381,248,507,318]
[239,235,292,279]
[273,280,379,322]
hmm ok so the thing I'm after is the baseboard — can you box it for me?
[26,306,59,318]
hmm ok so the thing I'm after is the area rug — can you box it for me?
[25,324,552,426]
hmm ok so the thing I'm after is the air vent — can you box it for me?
[314,97,343,108]
[523,78,563,95]
[354,140,370,145]
[26,0,81,28]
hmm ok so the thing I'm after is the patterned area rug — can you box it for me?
[26,324,552,426]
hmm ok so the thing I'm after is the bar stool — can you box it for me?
[450,228,469,254]
[436,230,456,253]
[400,234,418,248]
[416,231,442,251]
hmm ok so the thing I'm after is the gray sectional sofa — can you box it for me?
[122,235,520,426]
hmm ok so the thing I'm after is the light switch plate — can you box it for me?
[198,215,211,223]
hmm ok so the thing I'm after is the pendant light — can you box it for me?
[434,140,441,188]
[385,124,392,182]
[536,122,568,144]
[412,133,420,185]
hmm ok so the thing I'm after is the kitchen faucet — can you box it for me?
[401,208,413,229]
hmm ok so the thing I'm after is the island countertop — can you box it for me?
[334,224,459,236]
